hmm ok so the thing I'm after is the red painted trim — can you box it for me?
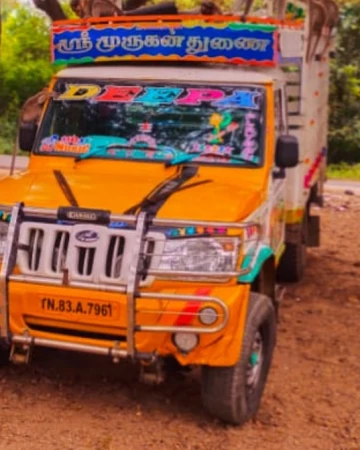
[174,287,212,326]
[304,148,327,188]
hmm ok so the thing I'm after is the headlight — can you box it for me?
[0,222,9,257]
[158,237,240,276]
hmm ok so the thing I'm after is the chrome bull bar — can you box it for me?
[0,203,261,359]
[136,291,229,334]
[11,334,131,361]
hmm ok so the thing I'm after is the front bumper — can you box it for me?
[7,281,250,366]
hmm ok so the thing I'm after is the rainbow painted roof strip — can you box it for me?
[51,17,279,67]
[108,221,230,237]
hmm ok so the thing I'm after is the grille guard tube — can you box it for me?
[137,291,229,333]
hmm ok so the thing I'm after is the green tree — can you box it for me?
[328,2,360,163]
[0,3,54,153]
[0,4,53,113]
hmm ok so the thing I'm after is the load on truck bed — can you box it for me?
[0,7,336,425]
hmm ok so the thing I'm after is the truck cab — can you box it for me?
[0,12,334,425]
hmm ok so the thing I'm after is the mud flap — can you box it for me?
[307,215,320,247]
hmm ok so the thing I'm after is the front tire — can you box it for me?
[201,293,277,425]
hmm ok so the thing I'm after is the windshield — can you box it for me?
[35,81,265,167]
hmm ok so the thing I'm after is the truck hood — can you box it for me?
[0,166,265,222]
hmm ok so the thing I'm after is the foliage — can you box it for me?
[328,2,360,163]
[0,3,54,113]
[0,2,55,153]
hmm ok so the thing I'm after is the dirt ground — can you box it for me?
[0,189,359,450]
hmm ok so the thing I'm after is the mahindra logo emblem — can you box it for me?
[75,230,99,243]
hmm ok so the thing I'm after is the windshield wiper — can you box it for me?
[167,151,259,167]
[74,145,108,163]
[53,170,79,207]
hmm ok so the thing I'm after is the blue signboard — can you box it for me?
[52,20,278,67]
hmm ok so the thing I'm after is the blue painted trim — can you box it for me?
[238,245,273,283]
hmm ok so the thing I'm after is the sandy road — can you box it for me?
[0,189,359,449]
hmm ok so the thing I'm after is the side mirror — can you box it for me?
[275,135,299,169]
[18,122,38,152]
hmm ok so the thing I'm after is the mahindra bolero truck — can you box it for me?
[0,11,335,425]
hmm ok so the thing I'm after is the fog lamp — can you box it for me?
[173,332,199,353]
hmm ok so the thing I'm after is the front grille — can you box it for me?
[51,231,70,273]
[17,222,165,287]
[28,228,44,271]
[142,239,155,281]
[105,236,125,278]
[78,247,96,276]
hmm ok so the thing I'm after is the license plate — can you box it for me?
[39,296,119,320]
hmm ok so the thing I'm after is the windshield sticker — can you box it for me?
[210,112,232,132]
[57,84,261,110]
[216,90,260,109]
[58,84,101,101]
[241,112,259,162]
[208,112,240,144]
[40,135,90,154]
[192,143,233,156]
[95,85,142,102]
[128,134,156,148]
[134,87,183,104]
[176,88,225,105]
[139,122,153,133]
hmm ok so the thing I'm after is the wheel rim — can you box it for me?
[246,330,264,391]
